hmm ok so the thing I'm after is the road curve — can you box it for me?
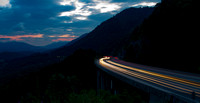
[97,57,200,103]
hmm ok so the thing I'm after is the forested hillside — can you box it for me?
[123,0,199,73]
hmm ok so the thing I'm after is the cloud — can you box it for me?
[88,0,122,13]
[67,29,73,31]
[52,38,76,42]
[12,22,25,31]
[63,20,73,23]
[0,0,11,8]
[0,0,161,45]
[59,0,122,22]
[75,16,88,20]
[59,0,92,22]
[131,2,157,7]
[0,0,74,33]
[60,0,76,5]
[48,34,78,42]
[58,34,78,37]
[48,34,78,38]
[0,34,44,41]
[49,35,56,38]
[59,0,91,17]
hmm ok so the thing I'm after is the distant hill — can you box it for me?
[0,42,44,53]
[43,41,68,50]
[0,41,70,61]
[123,0,198,72]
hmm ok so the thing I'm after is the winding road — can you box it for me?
[98,57,200,102]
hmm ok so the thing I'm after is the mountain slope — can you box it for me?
[123,0,199,72]
[43,41,68,50]
[55,7,154,55]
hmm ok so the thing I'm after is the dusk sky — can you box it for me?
[0,0,160,46]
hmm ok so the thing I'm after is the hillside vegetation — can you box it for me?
[123,0,199,73]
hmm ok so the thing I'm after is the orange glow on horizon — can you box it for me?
[0,34,44,41]
[58,34,78,38]
[52,38,76,42]
[48,34,78,38]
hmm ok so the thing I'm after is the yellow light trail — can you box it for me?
[106,60,200,87]
[106,60,200,94]
[99,57,200,97]
[99,59,191,94]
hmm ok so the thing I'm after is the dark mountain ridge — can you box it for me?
[54,7,154,56]
[123,0,199,73]
[73,7,154,54]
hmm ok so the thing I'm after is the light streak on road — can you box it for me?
[107,60,200,87]
[98,57,200,98]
